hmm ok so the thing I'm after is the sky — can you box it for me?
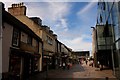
[3,0,98,54]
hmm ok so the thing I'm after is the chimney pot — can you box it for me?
[15,4,16,7]
[20,3,22,6]
[22,2,24,6]
[14,4,16,7]
[8,2,26,16]
[18,4,19,7]
[12,4,14,7]
[17,4,19,7]
[12,4,13,7]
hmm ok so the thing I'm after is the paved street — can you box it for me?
[30,63,118,80]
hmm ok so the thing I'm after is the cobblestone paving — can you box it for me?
[30,63,118,80]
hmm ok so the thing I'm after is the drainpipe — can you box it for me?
[0,2,4,80]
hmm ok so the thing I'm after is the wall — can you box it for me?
[2,22,13,73]
[13,15,44,72]
[42,30,55,53]
[0,3,2,79]
[15,15,41,37]
[14,15,56,54]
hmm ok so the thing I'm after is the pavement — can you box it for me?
[29,63,118,80]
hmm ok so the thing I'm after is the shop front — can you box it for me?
[43,50,55,71]
[61,52,69,66]
[43,55,53,71]
[9,48,40,80]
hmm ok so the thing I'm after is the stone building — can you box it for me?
[2,3,43,80]
[8,3,57,71]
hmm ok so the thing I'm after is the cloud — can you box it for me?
[25,2,71,32]
[61,19,67,28]
[47,2,70,21]
[3,2,93,52]
[54,18,68,32]
[77,1,96,15]
[77,2,97,25]
[61,35,92,51]
[76,2,97,37]
[3,2,70,37]
[3,2,70,22]
[2,0,21,2]
[26,2,70,21]
[2,0,99,2]
[6,0,118,2]
[59,2,97,51]
[3,1,22,11]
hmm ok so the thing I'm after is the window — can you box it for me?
[12,28,20,46]
[33,38,39,52]
[46,35,53,45]
[27,36,32,45]
[21,32,28,43]
[36,40,39,52]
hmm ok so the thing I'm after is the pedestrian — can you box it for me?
[97,61,100,68]
[63,63,66,70]
[89,60,93,67]
[91,60,94,67]
[59,64,61,68]
[85,60,88,65]
[67,62,70,70]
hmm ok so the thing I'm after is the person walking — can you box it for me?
[67,62,70,70]
[91,60,94,67]
[85,60,88,65]
[63,63,66,70]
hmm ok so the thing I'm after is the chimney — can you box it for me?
[49,30,53,34]
[53,34,57,39]
[29,17,42,26]
[8,2,26,16]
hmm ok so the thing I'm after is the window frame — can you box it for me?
[27,35,32,46]
[12,28,20,47]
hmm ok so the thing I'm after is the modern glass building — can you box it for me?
[97,0,120,79]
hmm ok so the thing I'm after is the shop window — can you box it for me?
[34,57,39,71]
[12,28,20,47]
[9,55,21,77]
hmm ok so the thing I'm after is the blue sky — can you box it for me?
[3,1,98,53]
